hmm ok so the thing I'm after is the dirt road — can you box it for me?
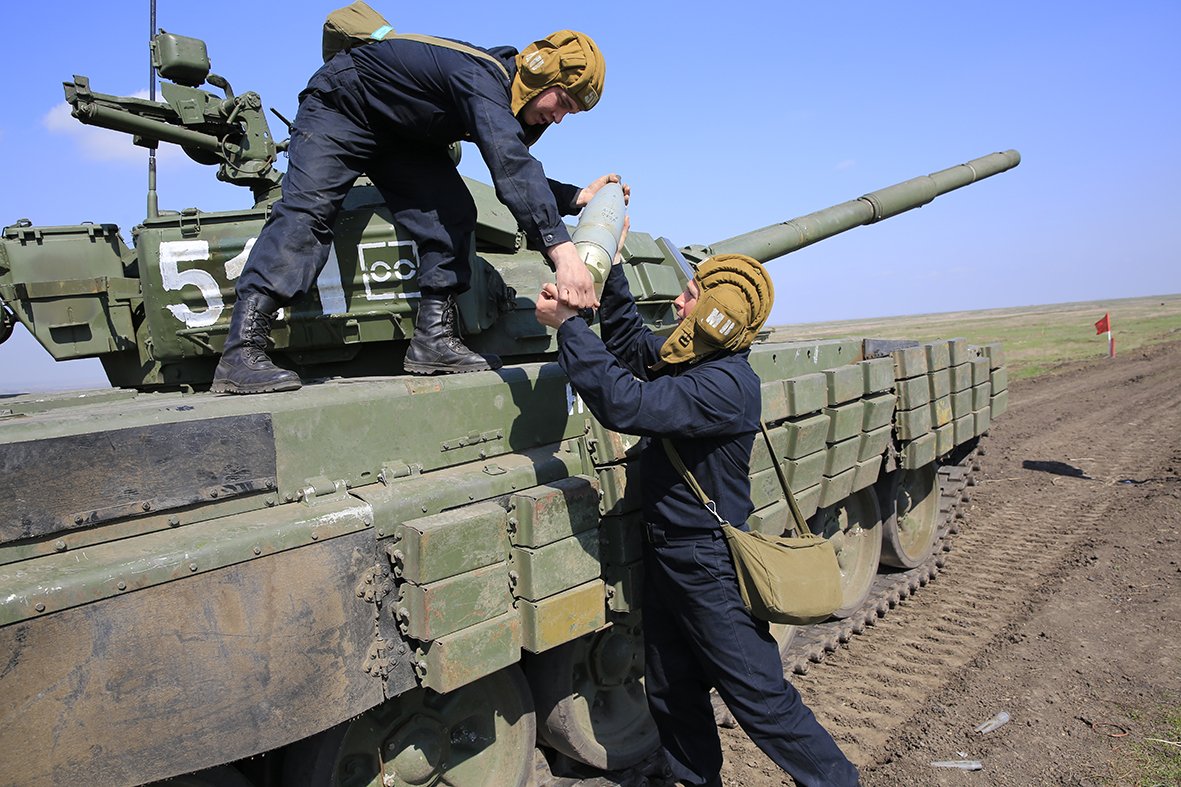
[720,340,1181,786]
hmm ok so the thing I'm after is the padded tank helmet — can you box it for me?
[658,254,774,366]
[511,30,605,116]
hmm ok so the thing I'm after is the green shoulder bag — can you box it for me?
[662,424,842,625]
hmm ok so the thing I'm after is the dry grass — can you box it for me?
[763,293,1181,379]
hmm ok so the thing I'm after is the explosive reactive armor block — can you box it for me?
[823,436,860,478]
[928,368,951,401]
[819,468,855,507]
[858,425,892,462]
[991,388,1010,418]
[971,357,991,387]
[860,357,895,394]
[947,338,971,366]
[895,375,931,410]
[929,395,953,428]
[823,364,863,406]
[901,432,937,469]
[923,340,950,372]
[935,422,955,456]
[761,379,790,423]
[852,455,883,492]
[891,346,929,379]
[509,476,600,548]
[861,393,896,431]
[824,400,865,443]
[950,363,973,392]
[782,413,830,458]
[895,404,933,440]
[784,373,828,417]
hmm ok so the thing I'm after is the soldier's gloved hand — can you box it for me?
[577,173,631,208]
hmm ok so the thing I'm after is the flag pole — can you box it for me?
[1094,312,1114,358]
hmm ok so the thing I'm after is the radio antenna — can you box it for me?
[146,0,159,218]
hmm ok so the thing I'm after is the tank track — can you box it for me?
[782,445,981,675]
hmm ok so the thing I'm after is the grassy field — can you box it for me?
[764,293,1181,379]
[1111,700,1181,786]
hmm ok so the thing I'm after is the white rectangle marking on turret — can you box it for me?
[359,240,420,300]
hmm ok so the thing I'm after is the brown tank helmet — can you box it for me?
[658,254,774,366]
[511,30,605,117]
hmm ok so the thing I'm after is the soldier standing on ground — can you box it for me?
[214,28,626,393]
[535,242,860,787]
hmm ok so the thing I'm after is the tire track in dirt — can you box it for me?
[718,341,1181,785]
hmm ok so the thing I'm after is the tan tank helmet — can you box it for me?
[658,254,775,366]
[510,30,605,117]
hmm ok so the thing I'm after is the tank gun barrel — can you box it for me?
[706,150,1021,263]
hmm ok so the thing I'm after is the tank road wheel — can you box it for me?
[526,618,658,770]
[879,463,940,569]
[810,487,883,618]
[283,665,535,787]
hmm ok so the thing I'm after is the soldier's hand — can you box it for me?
[577,173,631,208]
[535,283,578,329]
[548,241,599,309]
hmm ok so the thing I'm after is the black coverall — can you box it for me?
[555,265,859,787]
[236,38,581,304]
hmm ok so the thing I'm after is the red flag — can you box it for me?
[1094,313,1110,335]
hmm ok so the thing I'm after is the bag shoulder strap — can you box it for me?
[662,423,814,537]
[661,438,726,525]
[391,33,510,81]
[758,421,812,537]
[323,2,510,81]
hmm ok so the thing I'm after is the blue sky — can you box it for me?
[2,1,1178,392]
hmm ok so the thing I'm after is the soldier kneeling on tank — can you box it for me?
[213,28,626,393]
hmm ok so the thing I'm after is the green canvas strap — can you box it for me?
[758,421,812,537]
[662,423,813,537]
[661,438,726,525]
[391,33,510,81]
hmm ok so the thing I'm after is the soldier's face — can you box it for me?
[521,87,581,126]
[674,279,700,323]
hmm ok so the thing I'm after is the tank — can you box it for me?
[0,31,1019,787]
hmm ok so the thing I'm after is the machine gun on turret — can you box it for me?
[63,31,285,206]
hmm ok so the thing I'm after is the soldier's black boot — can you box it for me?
[211,294,302,394]
[404,295,502,375]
